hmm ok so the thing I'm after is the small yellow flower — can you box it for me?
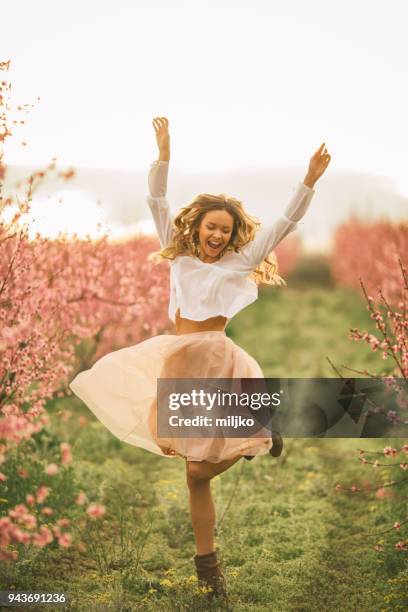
[160,578,173,588]
[197,585,212,594]
[188,575,198,583]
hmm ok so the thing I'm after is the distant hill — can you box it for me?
[3,164,407,251]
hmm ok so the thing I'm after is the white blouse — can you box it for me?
[146,160,315,323]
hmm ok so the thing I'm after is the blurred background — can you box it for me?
[2,0,408,250]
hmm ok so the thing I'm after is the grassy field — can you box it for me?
[1,287,407,611]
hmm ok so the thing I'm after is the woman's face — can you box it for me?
[197,209,234,263]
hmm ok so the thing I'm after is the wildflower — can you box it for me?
[86,503,106,519]
[36,486,50,504]
[335,483,342,491]
[383,446,397,457]
[159,578,173,587]
[60,442,72,465]
[393,522,401,530]
[394,541,407,550]
[12,528,30,544]
[400,463,408,470]
[45,463,59,475]
[23,507,37,526]
[373,460,380,468]
[9,504,29,519]
[58,533,72,548]
[41,507,53,516]
[32,526,53,547]
[188,575,198,583]
[75,492,87,505]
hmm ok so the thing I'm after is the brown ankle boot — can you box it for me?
[269,430,283,457]
[194,549,228,602]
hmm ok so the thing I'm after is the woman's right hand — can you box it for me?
[152,116,170,161]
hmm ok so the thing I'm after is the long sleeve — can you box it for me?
[238,182,315,269]
[146,160,174,249]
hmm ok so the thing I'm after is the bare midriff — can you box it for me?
[175,308,228,335]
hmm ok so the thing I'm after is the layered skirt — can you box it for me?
[69,330,273,463]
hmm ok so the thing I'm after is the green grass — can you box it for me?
[1,288,406,611]
[227,286,391,378]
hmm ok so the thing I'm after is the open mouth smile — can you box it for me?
[208,241,222,249]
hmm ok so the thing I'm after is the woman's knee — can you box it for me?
[186,461,213,485]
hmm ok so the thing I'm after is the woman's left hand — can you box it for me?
[305,143,331,186]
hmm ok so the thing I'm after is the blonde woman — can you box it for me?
[70,117,331,603]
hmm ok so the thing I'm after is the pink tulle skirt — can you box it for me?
[69,330,273,463]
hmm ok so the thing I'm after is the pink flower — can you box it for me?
[0,549,18,562]
[21,514,37,529]
[25,494,35,506]
[58,533,72,548]
[75,492,87,505]
[9,504,29,519]
[36,485,50,504]
[86,503,106,519]
[374,544,384,552]
[44,463,59,475]
[351,485,358,492]
[41,507,53,516]
[0,472,7,481]
[60,442,72,465]
[401,443,408,454]
[60,410,72,423]
[383,446,397,457]
[32,526,54,548]
[394,541,407,550]
[11,528,30,544]
[78,416,88,427]
[335,484,342,491]
[399,463,408,470]
[393,522,401,530]
[56,518,71,527]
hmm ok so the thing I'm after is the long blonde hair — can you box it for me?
[147,192,286,287]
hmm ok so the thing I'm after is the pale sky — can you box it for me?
[3,0,408,196]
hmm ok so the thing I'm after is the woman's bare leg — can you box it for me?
[186,456,242,555]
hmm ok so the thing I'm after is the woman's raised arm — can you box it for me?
[238,143,331,269]
[146,117,174,249]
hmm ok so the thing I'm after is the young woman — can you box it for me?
[69,117,331,602]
